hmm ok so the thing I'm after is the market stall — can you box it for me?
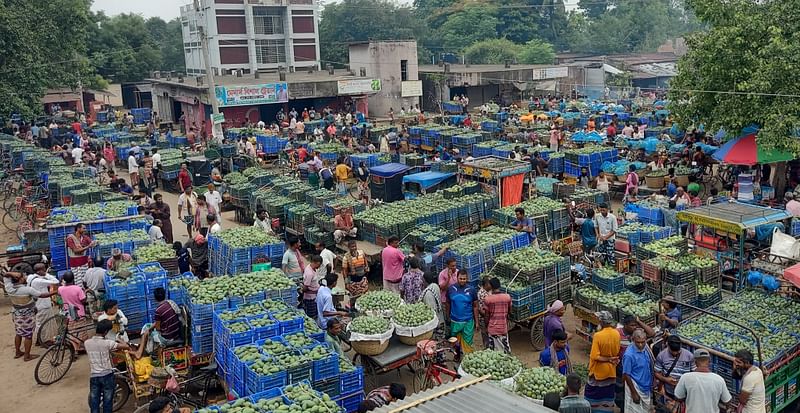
[459,156,531,208]
[370,163,412,203]
[677,202,791,290]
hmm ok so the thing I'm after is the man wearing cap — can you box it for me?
[674,349,732,413]
[654,335,695,405]
[585,310,621,412]
[785,192,800,217]
[622,329,654,413]
[106,248,133,272]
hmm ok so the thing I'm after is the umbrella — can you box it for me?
[712,133,795,166]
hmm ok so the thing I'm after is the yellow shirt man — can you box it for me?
[589,325,621,381]
[335,163,351,182]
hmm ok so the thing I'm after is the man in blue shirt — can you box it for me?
[622,329,654,413]
[315,272,348,329]
[539,329,572,375]
[444,270,478,352]
[579,208,597,254]
[510,207,538,248]
[659,296,681,331]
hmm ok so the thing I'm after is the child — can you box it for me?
[477,277,493,349]
[174,241,190,274]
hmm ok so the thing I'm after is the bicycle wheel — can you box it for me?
[412,360,432,392]
[34,343,75,385]
[112,376,131,412]
[37,313,67,347]
[530,317,545,351]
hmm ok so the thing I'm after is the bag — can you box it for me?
[165,374,179,393]
[770,227,799,259]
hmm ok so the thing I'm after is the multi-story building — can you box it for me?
[180,0,320,77]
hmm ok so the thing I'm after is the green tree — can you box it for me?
[88,13,163,82]
[536,0,570,50]
[439,3,498,51]
[496,0,541,44]
[669,0,800,154]
[464,38,522,64]
[146,17,186,73]
[0,0,93,118]
[413,0,458,28]
[578,0,613,18]
[518,39,556,64]
[319,0,422,67]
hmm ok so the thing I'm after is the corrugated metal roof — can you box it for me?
[372,377,556,413]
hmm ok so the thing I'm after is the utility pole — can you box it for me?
[196,0,224,143]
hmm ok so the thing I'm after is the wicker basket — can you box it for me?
[397,330,434,346]
[645,175,666,189]
[351,339,390,356]
[674,175,689,187]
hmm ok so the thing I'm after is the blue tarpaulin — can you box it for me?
[370,162,411,178]
[402,171,455,190]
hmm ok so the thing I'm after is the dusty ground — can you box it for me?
[0,170,590,412]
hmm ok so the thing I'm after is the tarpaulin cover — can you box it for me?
[501,174,524,207]
[369,162,411,178]
[402,171,455,190]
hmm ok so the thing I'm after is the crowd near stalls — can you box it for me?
[3,94,799,413]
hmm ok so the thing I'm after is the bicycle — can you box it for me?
[412,338,462,392]
[34,311,96,385]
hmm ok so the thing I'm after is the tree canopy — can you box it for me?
[669,0,800,154]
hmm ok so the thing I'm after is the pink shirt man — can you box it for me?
[438,268,459,302]
[59,284,86,318]
[381,244,405,292]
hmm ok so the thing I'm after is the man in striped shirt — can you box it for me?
[483,277,512,353]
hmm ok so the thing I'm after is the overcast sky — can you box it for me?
[92,0,579,20]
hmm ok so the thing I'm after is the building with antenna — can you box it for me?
[180,0,321,77]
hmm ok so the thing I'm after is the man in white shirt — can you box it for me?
[734,349,766,413]
[71,145,84,165]
[86,320,130,412]
[151,148,162,188]
[204,183,223,223]
[594,202,618,264]
[253,209,274,235]
[674,349,732,413]
[128,153,139,189]
[314,242,336,282]
[149,219,165,243]
[207,214,221,235]
[26,263,59,337]
[177,187,199,238]
[313,126,323,141]
[256,119,266,129]
[83,266,107,293]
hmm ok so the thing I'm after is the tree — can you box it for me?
[439,3,498,51]
[87,13,164,83]
[518,39,556,64]
[464,39,522,64]
[0,0,93,118]
[669,0,800,154]
[147,17,186,73]
[537,0,570,50]
[496,0,541,44]
[319,0,423,67]
[578,0,613,19]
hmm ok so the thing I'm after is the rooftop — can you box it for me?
[419,64,557,73]
[148,69,368,89]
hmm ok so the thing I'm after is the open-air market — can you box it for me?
[3,1,800,413]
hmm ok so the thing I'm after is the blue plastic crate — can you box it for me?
[593,273,626,293]
[336,392,364,413]
[339,366,364,395]
[277,314,304,335]
[529,289,546,314]
[223,321,255,348]
[307,344,339,382]
[313,377,341,398]
[138,262,167,279]
[145,276,167,294]
[246,356,288,393]
[248,387,284,404]
[248,314,280,340]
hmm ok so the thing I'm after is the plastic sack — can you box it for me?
[393,313,439,338]
[347,323,394,344]
[770,227,800,259]
[133,357,154,382]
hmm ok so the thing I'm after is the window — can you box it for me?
[188,20,198,33]
[255,39,286,64]
[253,7,283,35]
[401,60,408,81]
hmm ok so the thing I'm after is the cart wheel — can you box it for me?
[530,317,545,351]
[112,376,131,412]
[34,343,75,385]
[410,360,429,392]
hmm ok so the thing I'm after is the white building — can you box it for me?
[180,0,321,76]
[348,41,421,117]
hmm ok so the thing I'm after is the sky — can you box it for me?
[91,0,579,20]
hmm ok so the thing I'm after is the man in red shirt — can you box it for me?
[296,146,308,163]
[463,114,472,127]
[135,287,182,357]
[483,277,512,353]
[72,120,82,134]
[177,163,192,192]
[607,122,617,138]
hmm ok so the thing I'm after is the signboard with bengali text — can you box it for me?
[214,83,289,107]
